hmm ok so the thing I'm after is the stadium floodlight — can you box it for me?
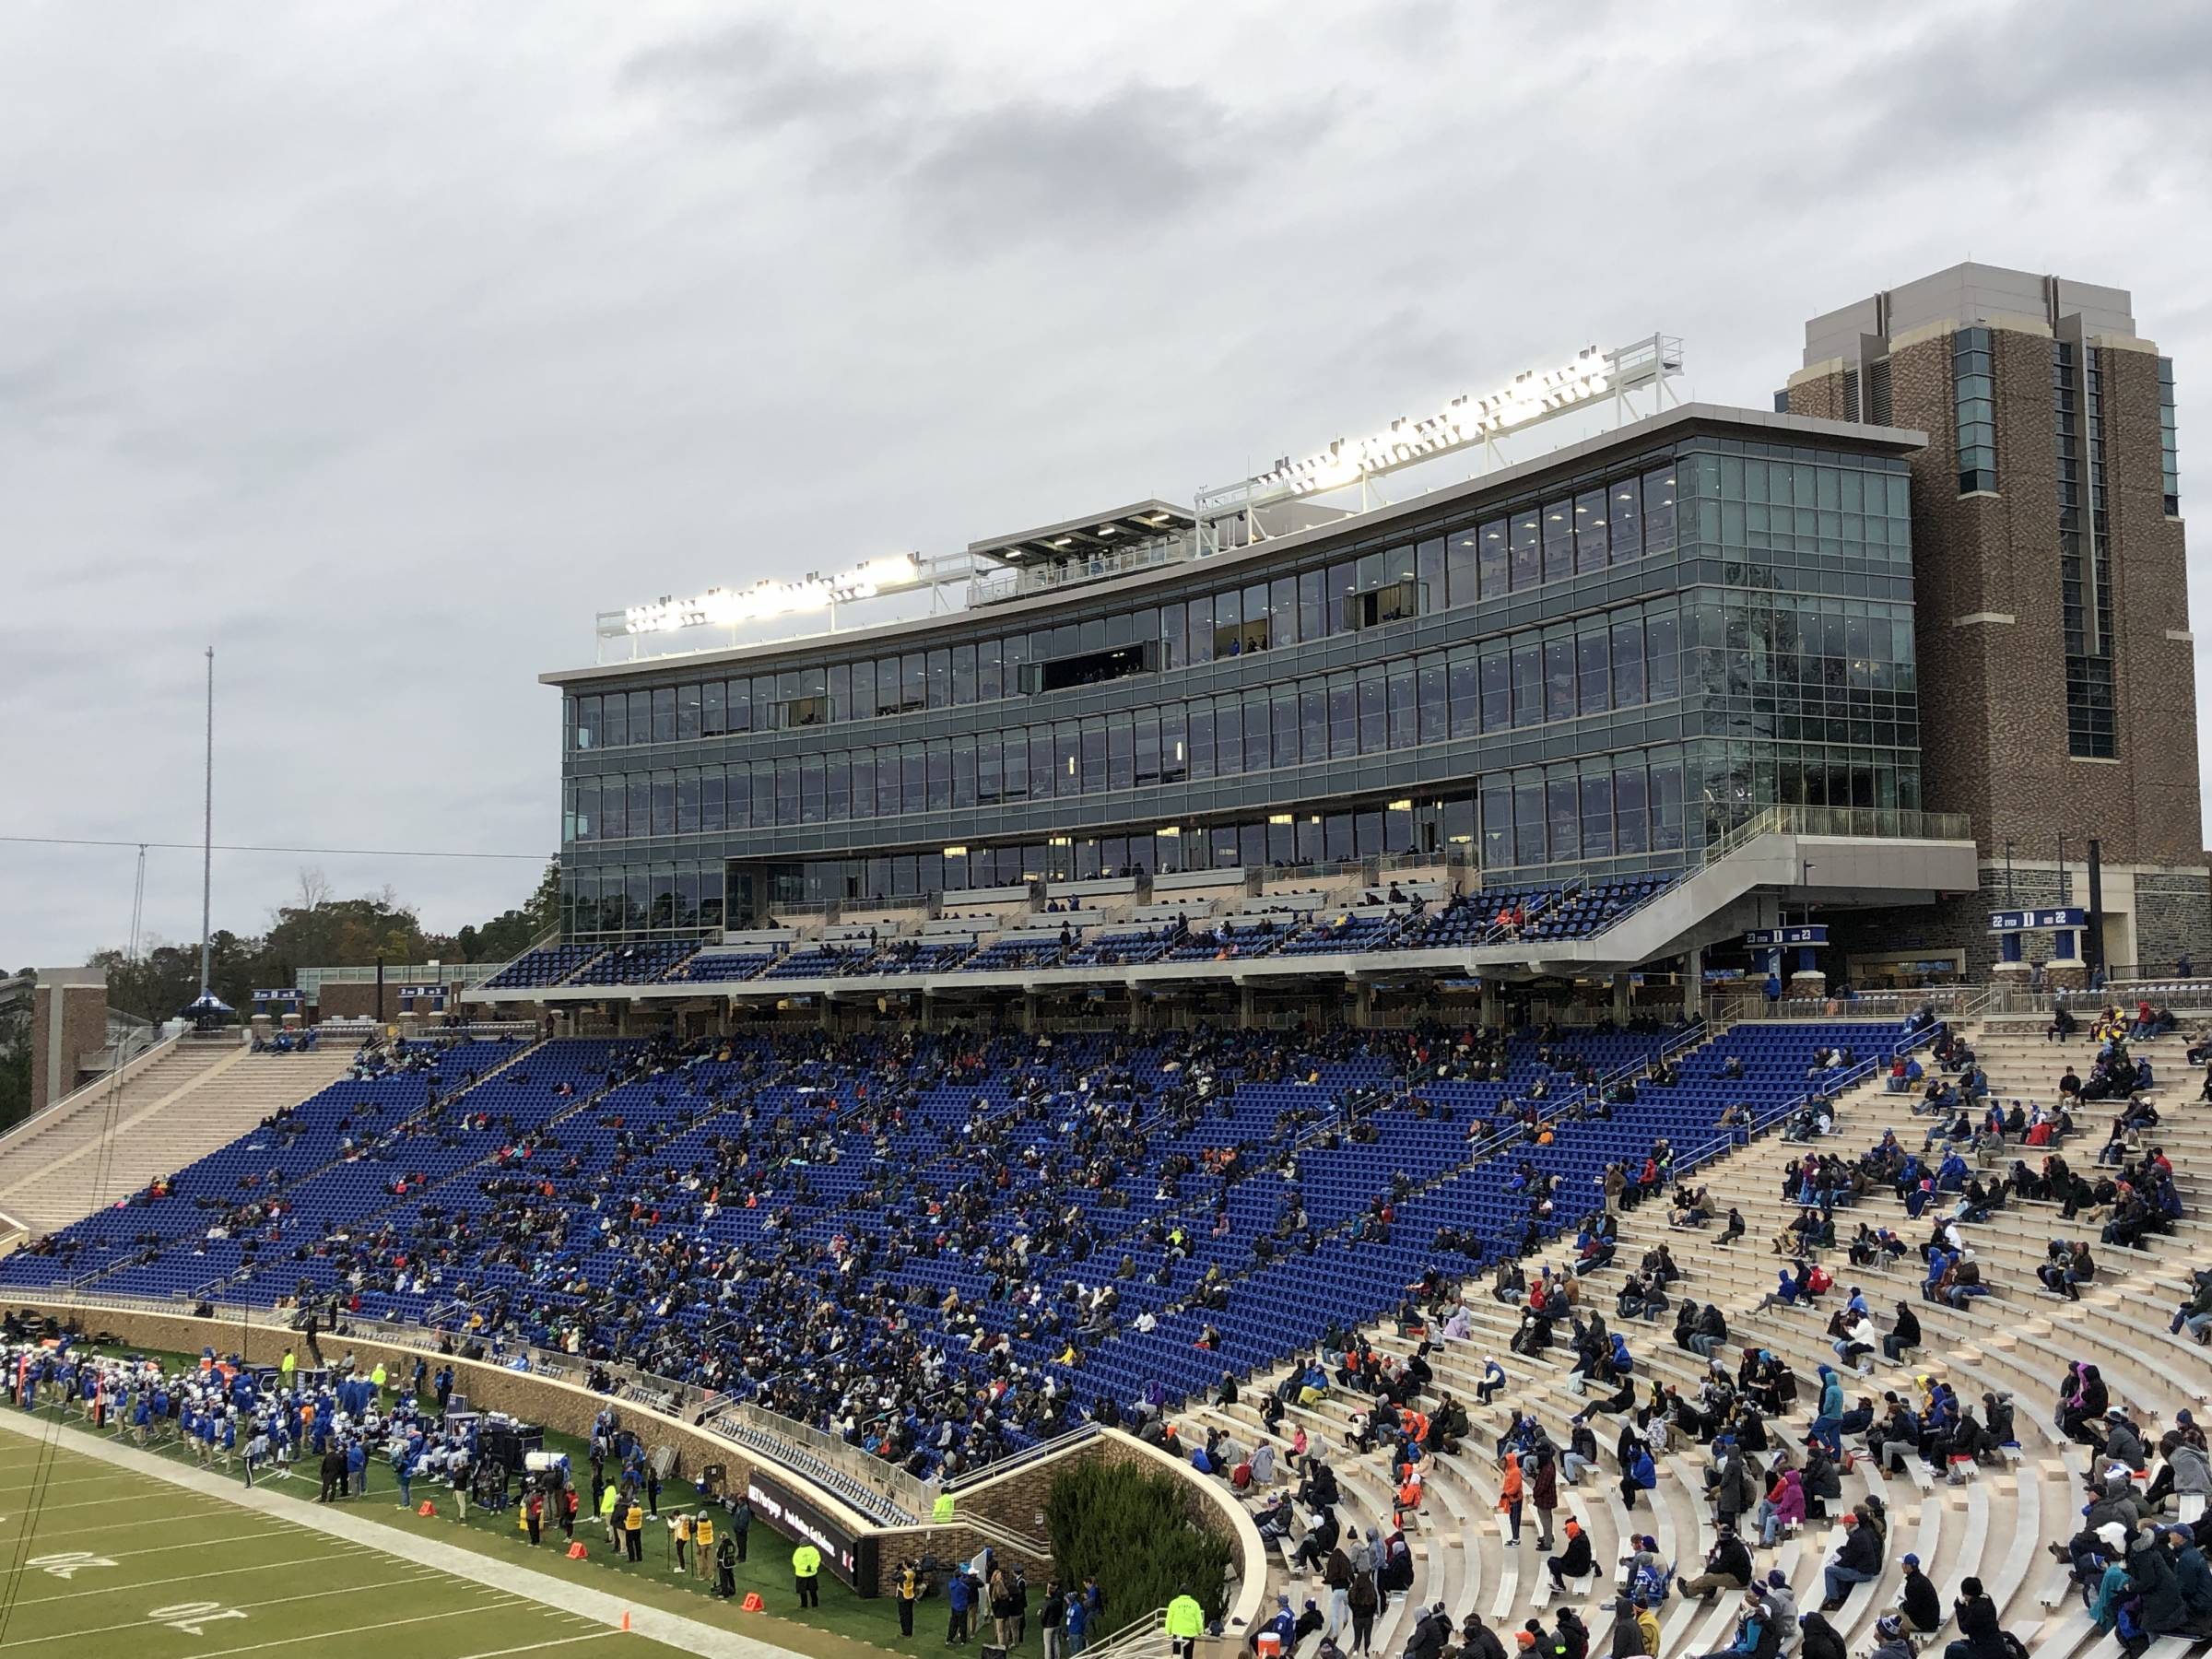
[1193,335,1682,552]
[1250,347,1612,500]
[621,554,923,636]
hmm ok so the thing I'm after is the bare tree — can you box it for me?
[293,867,334,914]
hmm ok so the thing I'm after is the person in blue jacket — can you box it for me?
[1065,1584,1091,1653]
[947,1566,975,1644]
[1621,1445,1656,1509]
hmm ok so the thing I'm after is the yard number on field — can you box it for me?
[147,1602,248,1635]
[27,1551,113,1578]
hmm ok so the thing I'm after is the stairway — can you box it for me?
[0,1041,359,1238]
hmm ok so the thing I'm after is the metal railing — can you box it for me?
[698,1399,938,1524]
[1081,1608,1171,1659]
[1666,1016,1946,1181]
[1706,985,1985,1024]
[942,1420,1099,1494]
[1703,805,1976,865]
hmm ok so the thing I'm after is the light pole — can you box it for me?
[199,646,215,998]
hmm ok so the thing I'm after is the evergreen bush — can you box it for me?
[1043,1455,1236,1630]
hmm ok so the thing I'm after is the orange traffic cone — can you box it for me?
[740,1593,765,1613]
[620,1611,631,1631]
[418,1500,436,1517]
[567,1541,588,1559]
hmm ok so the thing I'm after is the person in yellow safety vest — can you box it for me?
[695,1512,715,1580]
[623,1497,644,1562]
[599,1480,620,1547]
[673,1512,693,1573]
[279,1348,296,1389]
[933,1490,957,1523]
[370,1360,387,1399]
[793,1540,822,1609]
[1166,1590,1206,1659]
[896,1561,921,1638]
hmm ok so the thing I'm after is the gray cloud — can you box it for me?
[2,0,2208,967]
[618,18,1329,241]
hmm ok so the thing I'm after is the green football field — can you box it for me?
[0,1427,690,1658]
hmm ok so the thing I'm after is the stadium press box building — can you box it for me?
[502,264,2202,1018]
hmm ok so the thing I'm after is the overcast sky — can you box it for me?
[5,0,2210,970]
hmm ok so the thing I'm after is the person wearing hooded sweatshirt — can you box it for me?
[1943,1576,2010,1659]
[1807,1367,1846,1453]
[1683,1524,1754,1601]
[1499,1453,1526,1545]
[2134,1525,2212,1638]
[1795,1611,1846,1659]
[1620,1442,1657,1511]
[1547,1519,1593,1591]
[1756,1466,1806,1547]
[1756,1571,1799,1653]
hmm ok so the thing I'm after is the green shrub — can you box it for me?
[1043,1455,1237,1630]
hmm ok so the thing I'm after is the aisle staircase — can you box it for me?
[0,1040,359,1238]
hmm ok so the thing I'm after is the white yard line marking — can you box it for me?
[0,1411,806,1659]
[11,1552,338,1604]
[0,1489,233,1515]
[0,1575,447,1648]
[157,1605,485,1657]
[452,1635,619,1659]
[0,1530,285,1566]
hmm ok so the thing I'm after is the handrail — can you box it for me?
[942,1418,1100,1493]
[1702,804,1976,865]
[1665,1018,1944,1180]
[1082,1608,1171,1659]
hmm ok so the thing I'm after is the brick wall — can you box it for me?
[1794,324,2201,871]
[11,1299,1263,1628]
[1786,369,1853,421]
[2100,347,2203,865]
[29,982,108,1114]
[931,1430,1265,1626]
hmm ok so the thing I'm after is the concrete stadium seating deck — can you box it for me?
[1185,1014,2212,1659]
[0,1038,359,1238]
